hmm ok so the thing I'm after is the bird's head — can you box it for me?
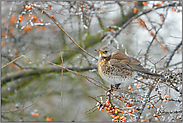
[95,45,118,61]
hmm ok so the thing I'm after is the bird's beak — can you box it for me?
[95,49,103,53]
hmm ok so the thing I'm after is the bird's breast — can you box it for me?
[98,59,135,85]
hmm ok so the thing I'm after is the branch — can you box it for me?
[144,7,169,65]
[114,2,181,38]
[2,100,39,113]
[1,66,97,84]
[164,41,182,68]
[135,87,153,122]
[41,9,98,61]
[1,54,23,69]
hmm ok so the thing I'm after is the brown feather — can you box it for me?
[110,52,163,77]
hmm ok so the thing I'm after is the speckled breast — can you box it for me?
[98,60,135,86]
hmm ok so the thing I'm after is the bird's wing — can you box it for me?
[110,56,163,77]
[109,57,146,72]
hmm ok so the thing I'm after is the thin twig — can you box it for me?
[135,87,153,122]
[1,54,23,69]
[47,61,108,91]
[165,41,182,68]
[1,55,32,69]
[114,2,180,38]
[2,100,39,113]
[42,10,98,61]
[144,8,169,65]
[60,54,64,121]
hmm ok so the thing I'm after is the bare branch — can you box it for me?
[1,66,97,84]
[164,41,182,68]
[2,100,39,113]
[41,9,98,61]
[114,2,180,38]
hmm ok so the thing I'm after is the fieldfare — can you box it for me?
[95,45,163,88]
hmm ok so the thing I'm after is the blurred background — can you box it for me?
[1,1,182,122]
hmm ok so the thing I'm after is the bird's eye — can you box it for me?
[103,51,108,54]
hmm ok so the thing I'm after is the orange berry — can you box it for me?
[155,118,159,121]
[27,6,32,10]
[48,5,51,10]
[46,118,53,121]
[116,116,119,119]
[25,5,28,9]
[107,107,110,111]
[147,105,151,109]
[85,4,88,7]
[148,7,151,10]
[34,109,38,113]
[121,116,125,119]
[112,119,116,122]
[177,10,181,13]
[101,108,104,111]
[133,8,137,14]
[141,119,145,122]
[166,95,169,98]
[19,15,24,19]
[161,1,164,3]
[32,15,38,21]
[134,109,137,112]
[14,49,18,56]
[32,113,39,117]
[122,118,126,122]
[160,42,167,50]
[155,3,162,7]
[137,18,145,26]
[150,31,154,36]
[82,8,84,12]
[2,30,7,35]
[106,100,110,104]
[98,8,101,12]
[129,110,133,114]
[1,41,6,47]
[161,17,164,21]
[115,110,118,114]
[19,18,22,22]
[164,100,167,103]
[154,38,158,42]
[50,15,54,18]
[128,86,132,90]
[110,29,114,33]
[153,113,156,117]
[142,2,147,6]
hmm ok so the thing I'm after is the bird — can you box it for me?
[95,45,163,88]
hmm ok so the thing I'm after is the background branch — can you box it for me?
[164,41,182,68]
